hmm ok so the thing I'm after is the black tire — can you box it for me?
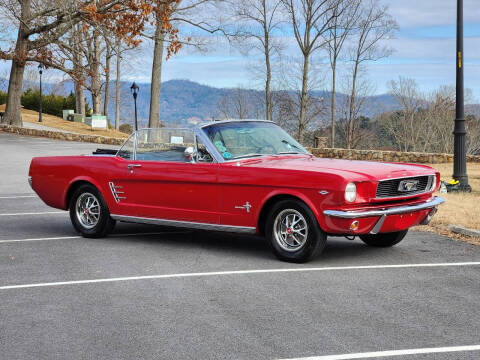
[69,184,116,238]
[266,199,327,263]
[359,229,408,247]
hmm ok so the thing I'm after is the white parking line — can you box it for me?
[280,344,480,360]
[0,211,64,216]
[1,262,479,291]
[0,236,81,244]
[0,195,37,199]
[0,231,190,244]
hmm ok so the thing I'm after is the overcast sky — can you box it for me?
[153,0,480,99]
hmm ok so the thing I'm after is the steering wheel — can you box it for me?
[256,144,277,154]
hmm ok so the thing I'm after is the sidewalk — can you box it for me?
[23,121,80,134]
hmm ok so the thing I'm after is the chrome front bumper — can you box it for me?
[323,196,445,235]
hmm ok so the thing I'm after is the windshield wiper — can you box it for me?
[277,151,304,155]
[281,139,301,150]
[231,153,265,160]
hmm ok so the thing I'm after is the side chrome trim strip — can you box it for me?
[323,196,445,219]
[110,214,257,234]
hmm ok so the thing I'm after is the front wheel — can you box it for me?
[266,200,327,263]
[69,184,116,238]
[359,230,408,247]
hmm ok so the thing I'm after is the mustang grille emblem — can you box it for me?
[398,179,419,192]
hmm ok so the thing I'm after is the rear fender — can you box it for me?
[64,176,108,210]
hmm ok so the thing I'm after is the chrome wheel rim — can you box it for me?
[273,209,308,252]
[75,192,100,229]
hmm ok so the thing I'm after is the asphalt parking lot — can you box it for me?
[0,131,479,360]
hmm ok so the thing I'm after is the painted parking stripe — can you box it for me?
[0,231,191,244]
[0,211,64,216]
[1,262,479,291]
[0,195,37,199]
[280,344,480,360]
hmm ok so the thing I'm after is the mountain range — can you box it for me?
[17,78,480,127]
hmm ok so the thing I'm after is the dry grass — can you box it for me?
[0,104,128,139]
[414,162,480,245]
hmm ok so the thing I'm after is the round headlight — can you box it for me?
[345,182,357,203]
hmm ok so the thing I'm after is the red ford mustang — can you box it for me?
[29,120,444,262]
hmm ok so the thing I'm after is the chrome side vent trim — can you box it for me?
[109,182,126,202]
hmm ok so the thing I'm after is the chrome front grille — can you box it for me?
[376,175,434,199]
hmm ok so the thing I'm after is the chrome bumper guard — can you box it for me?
[323,196,445,235]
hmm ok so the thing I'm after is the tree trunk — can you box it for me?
[347,61,359,149]
[148,22,165,128]
[330,57,337,148]
[91,32,102,114]
[74,80,86,116]
[103,42,111,119]
[264,25,272,121]
[3,0,32,127]
[3,60,26,126]
[115,37,121,130]
[298,54,310,144]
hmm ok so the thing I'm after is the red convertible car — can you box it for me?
[29,120,444,262]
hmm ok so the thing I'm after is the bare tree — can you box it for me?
[230,0,284,121]
[148,0,226,128]
[281,0,345,143]
[385,77,422,152]
[115,36,121,130]
[466,115,480,155]
[323,0,360,147]
[274,58,327,141]
[343,0,397,149]
[0,0,181,126]
[216,87,263,120]
[103,40,114,118]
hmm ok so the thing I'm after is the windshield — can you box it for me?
[202,121,309,160]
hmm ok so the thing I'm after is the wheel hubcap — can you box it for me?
[75,192,100,229]
[273,209,308,252]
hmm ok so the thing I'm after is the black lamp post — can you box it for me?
[453,0,471,191]
[130,82,139,131]
[38,63,44,123]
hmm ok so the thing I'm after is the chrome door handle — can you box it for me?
[127,164,142,170]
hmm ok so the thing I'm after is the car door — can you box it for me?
[108,129,220,224]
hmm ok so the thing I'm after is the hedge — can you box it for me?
[0,91,7,105]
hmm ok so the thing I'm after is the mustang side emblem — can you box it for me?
[235,202,252,213]
[398,179,419,192]
[109,182,126,202]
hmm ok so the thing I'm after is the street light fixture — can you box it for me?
[453,0,471,191]
[130,81,139,131]
[38,63,44,123]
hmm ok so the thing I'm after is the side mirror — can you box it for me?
[184,146,197,163]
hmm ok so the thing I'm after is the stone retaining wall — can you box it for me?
[0,124,125,145]
[309,147,480,164]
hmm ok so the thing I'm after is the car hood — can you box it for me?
[235,155,436,181]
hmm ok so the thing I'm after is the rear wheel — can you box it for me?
[69,184,115,238]
[266,199,327,263]
[359,230,408,247]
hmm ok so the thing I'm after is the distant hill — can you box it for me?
[12,78,480,127]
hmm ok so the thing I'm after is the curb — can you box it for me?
[448,225,480,238]
[0,124,126,145]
